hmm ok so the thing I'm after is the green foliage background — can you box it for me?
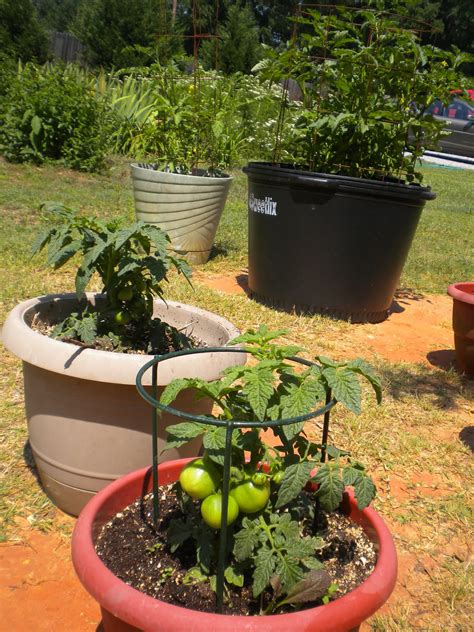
[3,1,470,71]
[0,1,472,174]
[0,64,112,171]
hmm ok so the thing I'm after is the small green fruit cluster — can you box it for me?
[179,457,272,530]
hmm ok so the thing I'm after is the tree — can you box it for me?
[202,2,262,73]
[432,0,474,54]
[0,0,49,62]
[72,0,174,67]
[33,0,80,33]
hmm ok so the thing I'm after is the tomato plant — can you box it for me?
[179,457,221,500]
[164,326,382,611]
[201,493,239,530]
[251,472,267,486]
[114,310,131,325]
[34,204,192,353]
[272,470,285,486]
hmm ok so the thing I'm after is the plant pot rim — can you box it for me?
[447,282,474,306]
[1,293,242,385]
[131,163,233,183]
[72,459,398,632]
[243,161,436,202]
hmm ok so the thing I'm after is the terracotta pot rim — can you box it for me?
[72,459,398,632]
[447,282,474,306]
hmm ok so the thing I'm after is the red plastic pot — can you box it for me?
[72,459,397,632]
[447,282,474,378]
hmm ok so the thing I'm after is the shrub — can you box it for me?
[0,63,112,171]
[257,5,472,182]
[107,64,284,170]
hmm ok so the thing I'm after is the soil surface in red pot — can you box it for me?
[94,485,376,615]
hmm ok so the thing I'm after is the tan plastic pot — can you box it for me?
[131,164,232,265]
[1,294,243,516]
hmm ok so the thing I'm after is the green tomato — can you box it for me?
[114,310,131,325]
[251,472,267,486]
[230,477,271,514]
[179,457,221,500]
[272,470,285,486]
[118,286,133,302]
[201,493,239,530]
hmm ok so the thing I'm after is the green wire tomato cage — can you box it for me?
[136,346,337,613]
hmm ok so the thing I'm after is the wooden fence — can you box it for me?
[50,32,84,63]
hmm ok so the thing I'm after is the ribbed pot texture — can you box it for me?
[131,164,232,265]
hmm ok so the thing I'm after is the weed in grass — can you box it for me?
[370,603,414,631]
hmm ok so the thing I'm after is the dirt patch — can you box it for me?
[195,272,454,368]
[0,529,100,632]
[388,472,453,502]
[194,270,250,296]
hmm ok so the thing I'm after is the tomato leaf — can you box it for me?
[346,358,382,404]
[160,379,196,407]
[224,565,244,588]
[203,426,228,465]
[241,366,275,420]
[162,421,206,451]
[278,568,332,606]
[354,474,377,510]
[322,366,362,414]
[313,462,345,511]
[275,460,313,508]
[233,517,260,561]
[253,545,276,597]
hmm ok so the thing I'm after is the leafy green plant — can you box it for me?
[117,64,283,173]
[0,63,112,172]
[257,4,473,183]
[33,202,192,353]
[161,326,381,612]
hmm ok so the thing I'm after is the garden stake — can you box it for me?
[216,421,235,613]
[152,360,159,526]
[314,388,333,531]
[320,388,332,464]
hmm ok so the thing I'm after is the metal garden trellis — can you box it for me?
[136,346,337,613]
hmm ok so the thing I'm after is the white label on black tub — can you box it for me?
[249,193,277,216]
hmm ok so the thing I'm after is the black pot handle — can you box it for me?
[290,174,340,192]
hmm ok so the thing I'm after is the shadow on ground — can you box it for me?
[389,287,427,314]
[427,349,457,371]
[236,273,250,295]
[459,426,474,452]
[378,362,465,410]
[209,243,229,260]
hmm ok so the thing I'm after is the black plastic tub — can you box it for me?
[243,162,436,323]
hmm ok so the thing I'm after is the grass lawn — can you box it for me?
[0,157,473,630]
